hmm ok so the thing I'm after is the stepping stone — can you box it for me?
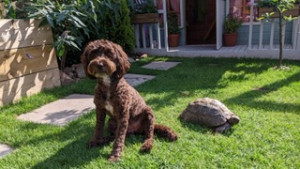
[0,144,13,159]
[142,61,181,70]
[124,74,155,87]
[18,94,95,126]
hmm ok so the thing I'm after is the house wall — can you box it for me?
[153,21,294,47]
[237,20,294,45]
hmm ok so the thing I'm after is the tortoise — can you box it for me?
[179,98,240,133]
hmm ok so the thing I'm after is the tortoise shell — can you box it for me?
[180,98,240,127]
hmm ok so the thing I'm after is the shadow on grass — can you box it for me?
[138,58,276,110]
[24,112,173,168]
[225,72,300,114]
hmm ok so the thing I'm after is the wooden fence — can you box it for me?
[0,19,61,106]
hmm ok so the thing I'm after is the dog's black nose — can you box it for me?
[98,62,104,68]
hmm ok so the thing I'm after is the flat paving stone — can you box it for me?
[124,74,155,87]
[142,61,181,70]
[0,144,13,158]
[18,94,95,126]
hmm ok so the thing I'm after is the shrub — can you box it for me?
[97,0,135,54]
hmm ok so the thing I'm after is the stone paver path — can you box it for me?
[124,73,155,87]
[0,144,13,158]
[17,73,154,126]
[142,61,181,70]
[18,94,94,126]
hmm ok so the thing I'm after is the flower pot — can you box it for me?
[168,34,180,47]
[258,4,300,18]
[131,13,159,24]
[223,33,237,46]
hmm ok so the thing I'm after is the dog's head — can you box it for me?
[81,39,130,80]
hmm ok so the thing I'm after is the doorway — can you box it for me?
[186,0,216,45]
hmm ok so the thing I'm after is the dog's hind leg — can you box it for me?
[140,107,155,152]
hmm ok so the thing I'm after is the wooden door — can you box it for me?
[186,0,216,44]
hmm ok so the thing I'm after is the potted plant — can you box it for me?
[223,14,243,46]
[129,0,159,24]
[168,12,181,47]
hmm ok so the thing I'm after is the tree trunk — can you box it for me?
[60,50,67,71]
[278,2,283,68]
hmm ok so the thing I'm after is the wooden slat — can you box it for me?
[0,68,61,106]
[142,24,146,48]
[157,23,161,49]
[149,24,154,49]
[0,45,58,82]
[248,0,254,50]
[292,19,298,49]
[282,20,286,45]
[270,19,275,49]
[0,19,53,50]
[259,21,264,49]
[163,0,169,51]
[135,24,140,48]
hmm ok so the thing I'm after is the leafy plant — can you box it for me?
[127,0,157,16]
[168,12,181,34]
[257,0,299,68]
[26,0,88,70]
[257,0,300,7]
[24,0,134,69]
[224,14,243,34]
[0,0,16,18]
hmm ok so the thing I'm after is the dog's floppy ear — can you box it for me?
[113,43,130,78]
[81,42,96,79]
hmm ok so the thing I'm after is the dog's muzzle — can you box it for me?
[87,58,116,77]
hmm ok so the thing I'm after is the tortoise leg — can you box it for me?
[214,122,231,133]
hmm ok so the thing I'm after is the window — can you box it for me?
[230,0,259,22]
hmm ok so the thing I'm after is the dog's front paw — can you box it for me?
[108,154,120,162]
[87,137,114,148]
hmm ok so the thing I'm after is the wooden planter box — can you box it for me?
[131,13,159,24]
[258,4,300,18]
[0,19,61,106]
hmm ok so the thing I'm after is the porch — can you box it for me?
[132,0,300,60]
[135,44,299,60]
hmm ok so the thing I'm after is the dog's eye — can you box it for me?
[88,55,95,61]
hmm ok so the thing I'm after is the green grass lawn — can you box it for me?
[0,57,299,168]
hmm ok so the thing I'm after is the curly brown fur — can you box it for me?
[82,39,177,162]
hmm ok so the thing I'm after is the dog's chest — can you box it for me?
[102,92,115,117]
[105,101,115,117]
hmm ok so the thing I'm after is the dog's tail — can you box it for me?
[154,124,178,141]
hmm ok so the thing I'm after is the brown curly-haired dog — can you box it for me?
[81,39,178,162]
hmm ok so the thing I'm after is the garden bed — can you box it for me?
[0,19,60,106]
